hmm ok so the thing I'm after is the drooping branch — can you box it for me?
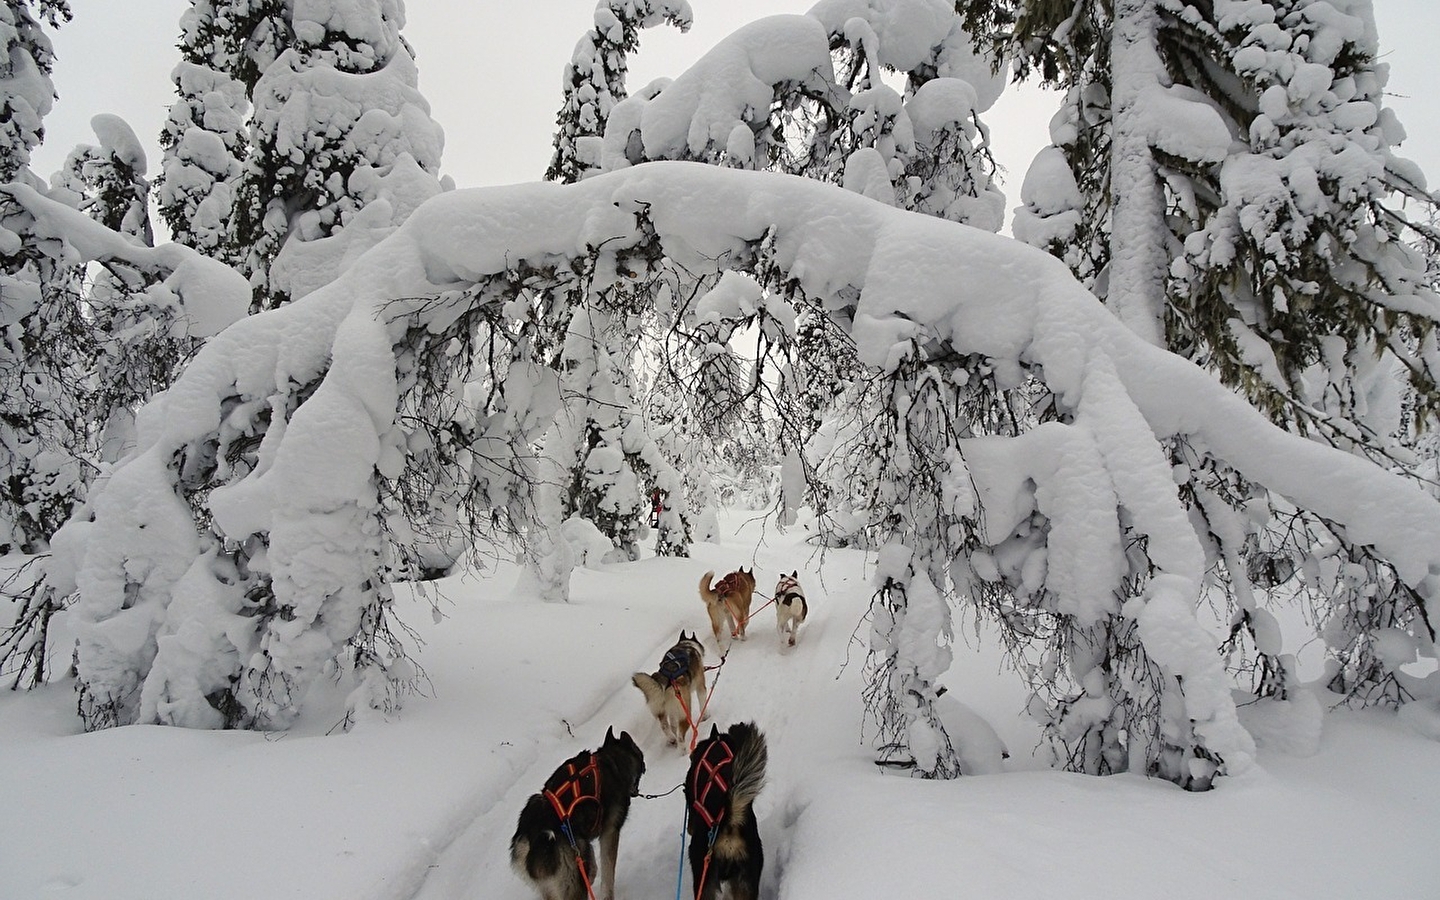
[68,166,1440,781]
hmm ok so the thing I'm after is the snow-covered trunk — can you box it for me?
[863,359,961,778]
[1106,0,1169,347]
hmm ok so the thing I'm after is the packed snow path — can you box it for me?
[409,519,881,900]
[4,511,1439,899]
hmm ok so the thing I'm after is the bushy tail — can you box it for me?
[632,672,665,705]
[511,796,564,880]
[699,570,716,602]
[726,722,768,822]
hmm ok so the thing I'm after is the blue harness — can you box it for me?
[658,647,690,686]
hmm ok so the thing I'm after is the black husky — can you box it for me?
[510,727,646,900]
[685,721,768,900]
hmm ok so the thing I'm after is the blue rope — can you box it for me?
[674,804,689,900]
[558,820,597,900]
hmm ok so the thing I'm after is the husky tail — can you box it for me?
[725,721,768,822]
[699,570,717,602]
[510,795,564,880]
[631,672,665,705]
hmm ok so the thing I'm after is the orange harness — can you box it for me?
[543,752,602,830]
[543,752,602,900]
[688,738,735,831]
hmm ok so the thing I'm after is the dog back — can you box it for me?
[687,722,767,828]
[542,750,603,838]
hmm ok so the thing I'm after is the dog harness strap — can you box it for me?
[658,647,688,686]
[543,752,602,826]
[688,739,735,831]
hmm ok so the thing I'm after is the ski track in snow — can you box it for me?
[409,518,875,900]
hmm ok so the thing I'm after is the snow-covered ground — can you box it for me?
[3,510,1437,900]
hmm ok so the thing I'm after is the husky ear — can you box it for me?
[709,723,720,739]
[605,725,616,744]
[791,570,798,578]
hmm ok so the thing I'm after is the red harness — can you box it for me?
[714,572,741,595]
[543,751,602,834]
[688,738,735,831]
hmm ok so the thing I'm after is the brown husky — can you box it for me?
[699,568,757,644]
[631,631,708,747]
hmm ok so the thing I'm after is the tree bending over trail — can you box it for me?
[70,163,1440,786]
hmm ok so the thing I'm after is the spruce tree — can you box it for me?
[976,0,1440,743]
[545,0,693,184]
[0,0,77,687]
[158,1,445,312]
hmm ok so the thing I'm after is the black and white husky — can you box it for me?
[631,631,707,747]
[510,727,646,900]
[772,571,808,647]
[685,721,768,900]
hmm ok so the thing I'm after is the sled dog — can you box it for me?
[699,568,757,644]
[510,727,646,900]
[685,721,768,900]
[631,631,708,747]
[771,570,809,647]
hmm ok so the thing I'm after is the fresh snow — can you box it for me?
[5,510,1439,899]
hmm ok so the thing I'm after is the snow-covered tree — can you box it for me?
[546,0,693,184]
[157,0,446,312]
[154,0,256,256]
[52,114,152,245]
[0,1,81,686]
[993,0,1440,443]
[976,0,1440,728]
[64,161,1440,794]
[0,0,67,179]
[0,177,248,689]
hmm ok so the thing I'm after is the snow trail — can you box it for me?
[408,515,876,900]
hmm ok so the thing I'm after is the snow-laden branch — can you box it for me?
[72,161,1440,735]
[0,181,248,337]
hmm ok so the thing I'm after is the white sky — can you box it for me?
[30,0,1440,230]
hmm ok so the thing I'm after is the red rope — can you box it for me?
[731,593,775,638]
[688,649,729,751]
[574,850,599,900]
[676,686,699,748]
[695,846,715,900]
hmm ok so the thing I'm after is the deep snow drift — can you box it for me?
[3,510,1437,900]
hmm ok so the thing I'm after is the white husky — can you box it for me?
[772,571,808,647]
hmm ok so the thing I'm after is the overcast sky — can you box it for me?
[29,0,1440,230]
